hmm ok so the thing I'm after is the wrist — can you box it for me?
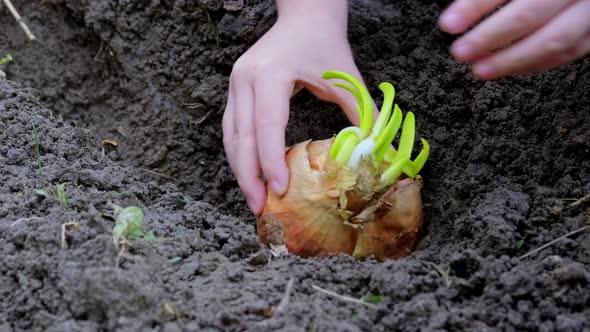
[275,0,348,32]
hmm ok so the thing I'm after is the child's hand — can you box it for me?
[439,0,590,80]
[222,0,365,215]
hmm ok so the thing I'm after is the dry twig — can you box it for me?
[275,277,295,314]
[570,193,590,208]
[115,240,128,267]
[2,0,36,40]
[10,216,42,227]
[519,225,589,260]
[60,221,80,249]
[192,110,213,126]
[140,168,178,182]
[311,285,378,309]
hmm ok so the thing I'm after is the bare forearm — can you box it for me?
[276,0,348,28]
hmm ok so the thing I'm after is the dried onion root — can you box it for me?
[257,71,430,261]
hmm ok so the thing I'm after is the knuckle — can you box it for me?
[236,176,257,197]
[222,131,233,149]
[221,116,235,143]
[261,159,281,176]
[230,57,253,81]
[571,43,589,59]
[221,111,231,131]
[561,47,580,62]
[465,0,498,13]
[236,175,249,189]
[542,36,572,58]
[231,57,280,82]
[255,116,275,128]
[250,58,276,73]
[512,11,537,29]
[235,126,255,141]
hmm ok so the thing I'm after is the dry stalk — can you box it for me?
[10,216,42,227]
[570,193,590,207]
[140,168,178,182]
[274,277,295,314]
[2,0,36,40]
[519,225,589,260]
[115,241,127,267]
[311,284,378,309]
[60,221,80,249]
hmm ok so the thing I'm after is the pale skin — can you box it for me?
[222,0,590,216]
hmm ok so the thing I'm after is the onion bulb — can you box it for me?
[257,71,430,261]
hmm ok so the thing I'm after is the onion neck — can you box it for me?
[322,70,431,186]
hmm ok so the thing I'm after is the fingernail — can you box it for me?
[271,180,286,195]
[440,11,463,33]
[473,63,495,80]
[452,41,472,62]
[247,198,259,214]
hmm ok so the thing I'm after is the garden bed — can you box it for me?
[1,0,589,331]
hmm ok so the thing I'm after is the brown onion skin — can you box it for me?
[257,139,424,260]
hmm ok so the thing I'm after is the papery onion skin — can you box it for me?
[257,139,424,260]
[257,139,358,257]
[351,177,423,260]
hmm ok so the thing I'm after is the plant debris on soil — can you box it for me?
[1,0,589,331]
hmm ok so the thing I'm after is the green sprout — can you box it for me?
[168,256,182,264]
[55,183,68,206]
[363,294,383,304]
[0,54,12,78]
[34,183,69,208]
[112,206,155,245]
[33,125,43,183]
[31,127,72,208]
[111,205,155,266]
[323,70,430,185]
[0,54,12,65]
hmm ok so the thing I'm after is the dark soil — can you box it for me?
[1,0,589,331]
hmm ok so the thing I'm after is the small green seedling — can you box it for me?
[168,256,182,264]
[55,183,68,206]
[112,206,155,245]
[0,54,12,78]
[111,205,155,266]
[205,9,219,45]
[363,295,383,304]
[0,54,12,65]
[30,127,71,209]
[34,183,69,208]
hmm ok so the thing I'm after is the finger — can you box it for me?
[328,68,380,126]
[231,77,267,215]
[303,66,376,126]
[439,0,508,34]
[472,0,590,80]
[451,0,579,62]
[503,36,590,75]
[222,91,236,168]
[254,76,292,196]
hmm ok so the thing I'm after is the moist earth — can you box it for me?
[1,0,589,331]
